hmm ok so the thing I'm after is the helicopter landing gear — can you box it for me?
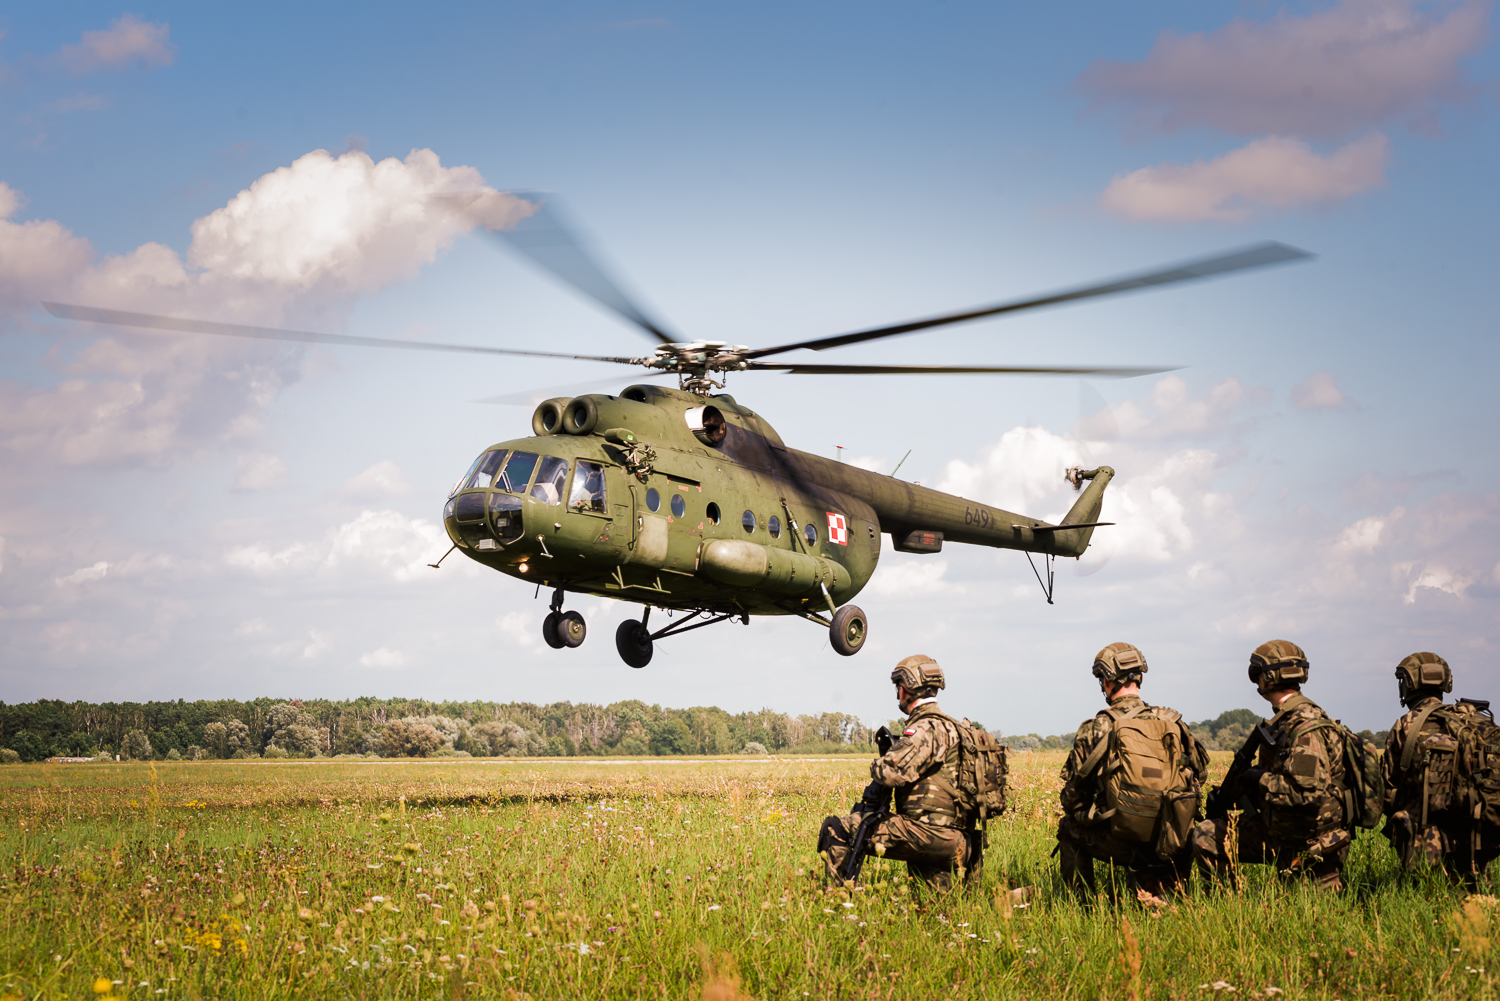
[542,589,587,649]
[829,604,868,657]
[616,619,653,669]
[614,606,749,668]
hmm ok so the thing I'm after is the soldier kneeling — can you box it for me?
[817,655,1002,891]
[1056,643,1209,899]
[1193,641,1352,891]
[1383,652,1500,888]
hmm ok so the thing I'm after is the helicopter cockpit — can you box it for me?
[444,447,609,552]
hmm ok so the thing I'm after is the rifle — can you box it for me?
[839,784,891,883]
[837,726,897,883]
[1204,723,1273,820]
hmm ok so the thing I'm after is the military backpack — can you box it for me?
[924,710,1009,830]
[1078,704,1201,860]
[1396,699,1500,840]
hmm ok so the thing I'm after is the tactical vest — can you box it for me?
[893,704,969,829]
[1256,694,1348,836]
[1395,698,1500,843]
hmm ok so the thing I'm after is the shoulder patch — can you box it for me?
[903,728,916,737]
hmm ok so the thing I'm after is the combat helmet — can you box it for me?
[1248,640,1309,691]
[1092,642,1148,687]
[891,655,945,697]
[1395,652,1452,708]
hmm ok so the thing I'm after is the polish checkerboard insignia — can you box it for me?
[826,512,848,545]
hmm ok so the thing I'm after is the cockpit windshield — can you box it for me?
[530,456,568,504]
[497,451,540,493]
[456,449,506,494]
[569,460,607,514]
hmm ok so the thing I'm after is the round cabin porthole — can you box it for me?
[670,493,686,518]
[706,502,721,525]
[804,522,818,545]
[768,515,782,539]
[742,510,756,533]
[645,487,661,512]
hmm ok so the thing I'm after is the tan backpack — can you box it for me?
[1079,703,1201,860]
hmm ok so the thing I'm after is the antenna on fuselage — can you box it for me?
[891,449,912,478]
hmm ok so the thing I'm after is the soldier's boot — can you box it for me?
[1190,819,1239,892]
[1136,854,1191,899]
[816,817,851,885]
[1056,840,1097,901]
[1386,811,1416,871]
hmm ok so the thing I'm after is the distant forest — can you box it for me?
[0,697,876,762]
[0,698,1391,763]
[1007,708,1390,754]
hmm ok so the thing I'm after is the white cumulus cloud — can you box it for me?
[234,453,289,491]
[344,460,413,496]
[55,14,176,76]
[359,646,406,668]
[0,148,533,478]
[1078,0,1487,140]
[1099,134,1388,223]
[55,560,110,586]
[1291,371,1354,411]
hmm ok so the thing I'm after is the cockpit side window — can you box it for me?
[530,456,569,504]
[497,451,540,493]
[458,449,506,494]
[569,460,607,514]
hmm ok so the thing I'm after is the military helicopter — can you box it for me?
[43,195,1310,667]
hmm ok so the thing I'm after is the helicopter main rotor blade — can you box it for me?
[747,361,1176,377]
[42,303,643,366]
[745,241,1312,359]
[479,192,679,346]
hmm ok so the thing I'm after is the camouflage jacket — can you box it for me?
[1248,692,1348,842]
[870,700,968,828]
[1059,695,1209,820]
[1382,695,1445,815]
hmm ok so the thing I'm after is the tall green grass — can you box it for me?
[0,754,1492,999]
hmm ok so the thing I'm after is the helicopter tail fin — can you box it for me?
[1049,466,1115,557]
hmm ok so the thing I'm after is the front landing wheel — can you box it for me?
[830,605,868,657]
[615,619,653,668]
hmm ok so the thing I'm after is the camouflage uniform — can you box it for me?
[818,699,981,890]
[1383,697,1500,882]
[1191,693,1351,890]
[1056,694,1209,896]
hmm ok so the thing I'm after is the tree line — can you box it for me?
[0,696,876,762]
[1003,708,1390,753]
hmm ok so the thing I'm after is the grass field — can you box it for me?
[0,752,1493,1000]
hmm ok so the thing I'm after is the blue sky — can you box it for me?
[1,1,1496,735]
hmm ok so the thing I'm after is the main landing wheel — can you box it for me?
[615,619,653,668]
[830,605,868,657]
[542,611,566,649]
[557,610,587,648]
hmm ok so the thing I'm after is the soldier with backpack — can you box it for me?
[1383,652,1500,887]
[1193,640,1355,891]
[816,655,1007,891]
[1056,642,1210,899]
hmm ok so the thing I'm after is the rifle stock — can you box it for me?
[1205,726,1268,821]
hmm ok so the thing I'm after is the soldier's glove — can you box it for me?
[852,780,889,816]
[875,725,894,757]
[1237,768,1267,794]
[1203,784,1230,820]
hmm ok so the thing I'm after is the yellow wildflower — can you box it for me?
[93,978,113,994]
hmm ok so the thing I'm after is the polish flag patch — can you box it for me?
[826,512,848,545]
